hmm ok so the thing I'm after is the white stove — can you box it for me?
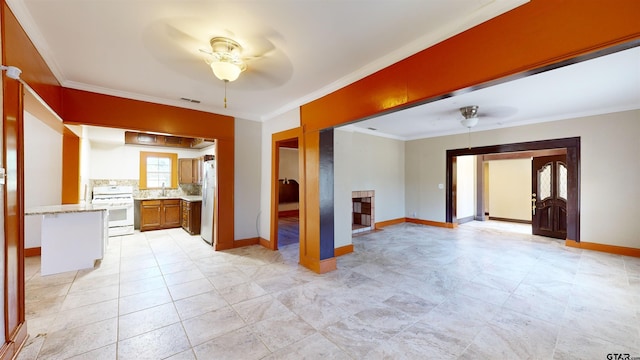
[92,185,134,236]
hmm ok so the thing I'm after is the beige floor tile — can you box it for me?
[163,267,206,286]
[218,281,267,304]
[119,275,167,297]
[265,332,350,360]
[60,285,119,311]
[168,278,215,300]
[173,290,228,320]
[118,302,181,340]
[117,323,191,360]
[66,343,117,360]
[232,294,293,324]
[192,327,270,360]
[37,318,117,360]
[49,298,118,332]
[182,306,245,346]
[118,286,173,315]
[251,313,316,352]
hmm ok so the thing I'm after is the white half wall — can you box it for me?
[234,118,262,241]
[487,158,531,221]
[405,110,640,249]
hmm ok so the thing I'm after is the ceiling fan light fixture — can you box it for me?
[459,105,479,128]
[206,37,247,82]
[210,61,242,82]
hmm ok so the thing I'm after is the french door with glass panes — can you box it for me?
[532,155,568,239]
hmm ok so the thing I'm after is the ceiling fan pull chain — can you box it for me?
[468,127,471,149]
[224,80,228,108]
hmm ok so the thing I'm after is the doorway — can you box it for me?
[270,128,304,251]
[447,137,580,242]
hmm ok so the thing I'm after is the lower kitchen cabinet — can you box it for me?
[181,199,202,235]
[140,199,181,231]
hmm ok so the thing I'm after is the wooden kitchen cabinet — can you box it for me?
[140,199,182,231]
[181,199,202,235]
[178,157,203,184]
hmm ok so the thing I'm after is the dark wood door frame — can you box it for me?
[446,137,580,242]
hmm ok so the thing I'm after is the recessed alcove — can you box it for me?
[352,190,375,234]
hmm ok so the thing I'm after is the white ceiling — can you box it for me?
[7,0,639,141]
[347,46,640,140]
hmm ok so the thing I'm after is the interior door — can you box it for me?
[3,72,27,352]
[532,155,567,239]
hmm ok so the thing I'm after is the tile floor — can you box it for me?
[18,221,640,359]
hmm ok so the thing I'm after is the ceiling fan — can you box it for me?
[456,105,518,128]
[142,19,293,108]
[459,105,479,128]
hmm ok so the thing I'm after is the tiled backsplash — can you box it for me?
[89,179,201,199]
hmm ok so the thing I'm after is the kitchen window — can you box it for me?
[139,151,178,189]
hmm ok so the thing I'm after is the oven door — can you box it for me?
[107,204,134,227]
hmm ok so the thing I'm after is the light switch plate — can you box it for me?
[0,168,5,185]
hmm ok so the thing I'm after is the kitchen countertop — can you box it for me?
[26,203,108,216]
[134,195,202,202]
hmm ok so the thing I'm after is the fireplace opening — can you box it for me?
[352,190,375,234]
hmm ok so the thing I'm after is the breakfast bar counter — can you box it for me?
[26,204,109,275]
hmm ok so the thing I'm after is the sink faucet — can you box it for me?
[161,182,166,197]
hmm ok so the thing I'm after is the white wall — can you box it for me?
[334,129,354,249]
[234,118,262,241]
[89,141,205,180]
[405,110,640,248]
[80,126,92,201]
[278,148,299,181]
[24,111,63,249]
[259,109,300,240]
[487,159,531,221]
[456,155,476,220]
[334,129,406,247]
[350,132,405,222]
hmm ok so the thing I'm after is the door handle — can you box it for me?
[532,205,536,216]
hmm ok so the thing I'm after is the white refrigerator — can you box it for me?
[201,159,216,245]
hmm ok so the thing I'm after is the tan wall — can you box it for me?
[456,155,476,219]
[278,148,299,181]
[487,159,531,221]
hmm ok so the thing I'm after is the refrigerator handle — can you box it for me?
[202,170,207,207]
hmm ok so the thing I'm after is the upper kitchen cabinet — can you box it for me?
[125,131,214,149]
[179,157,203,184]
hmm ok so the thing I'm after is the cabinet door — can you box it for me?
[192,158,203,184]
[190,201,202,235]
[178,158,193,184]
[140,200,162,231]
[181,200,189,229]
[163,199,182,228]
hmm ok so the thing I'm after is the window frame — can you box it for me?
[139,151,178,189]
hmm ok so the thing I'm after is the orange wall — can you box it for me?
[301,0,640,131]
[61,130,80,204]
[2,2,63,114]
[61,88,233,140]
